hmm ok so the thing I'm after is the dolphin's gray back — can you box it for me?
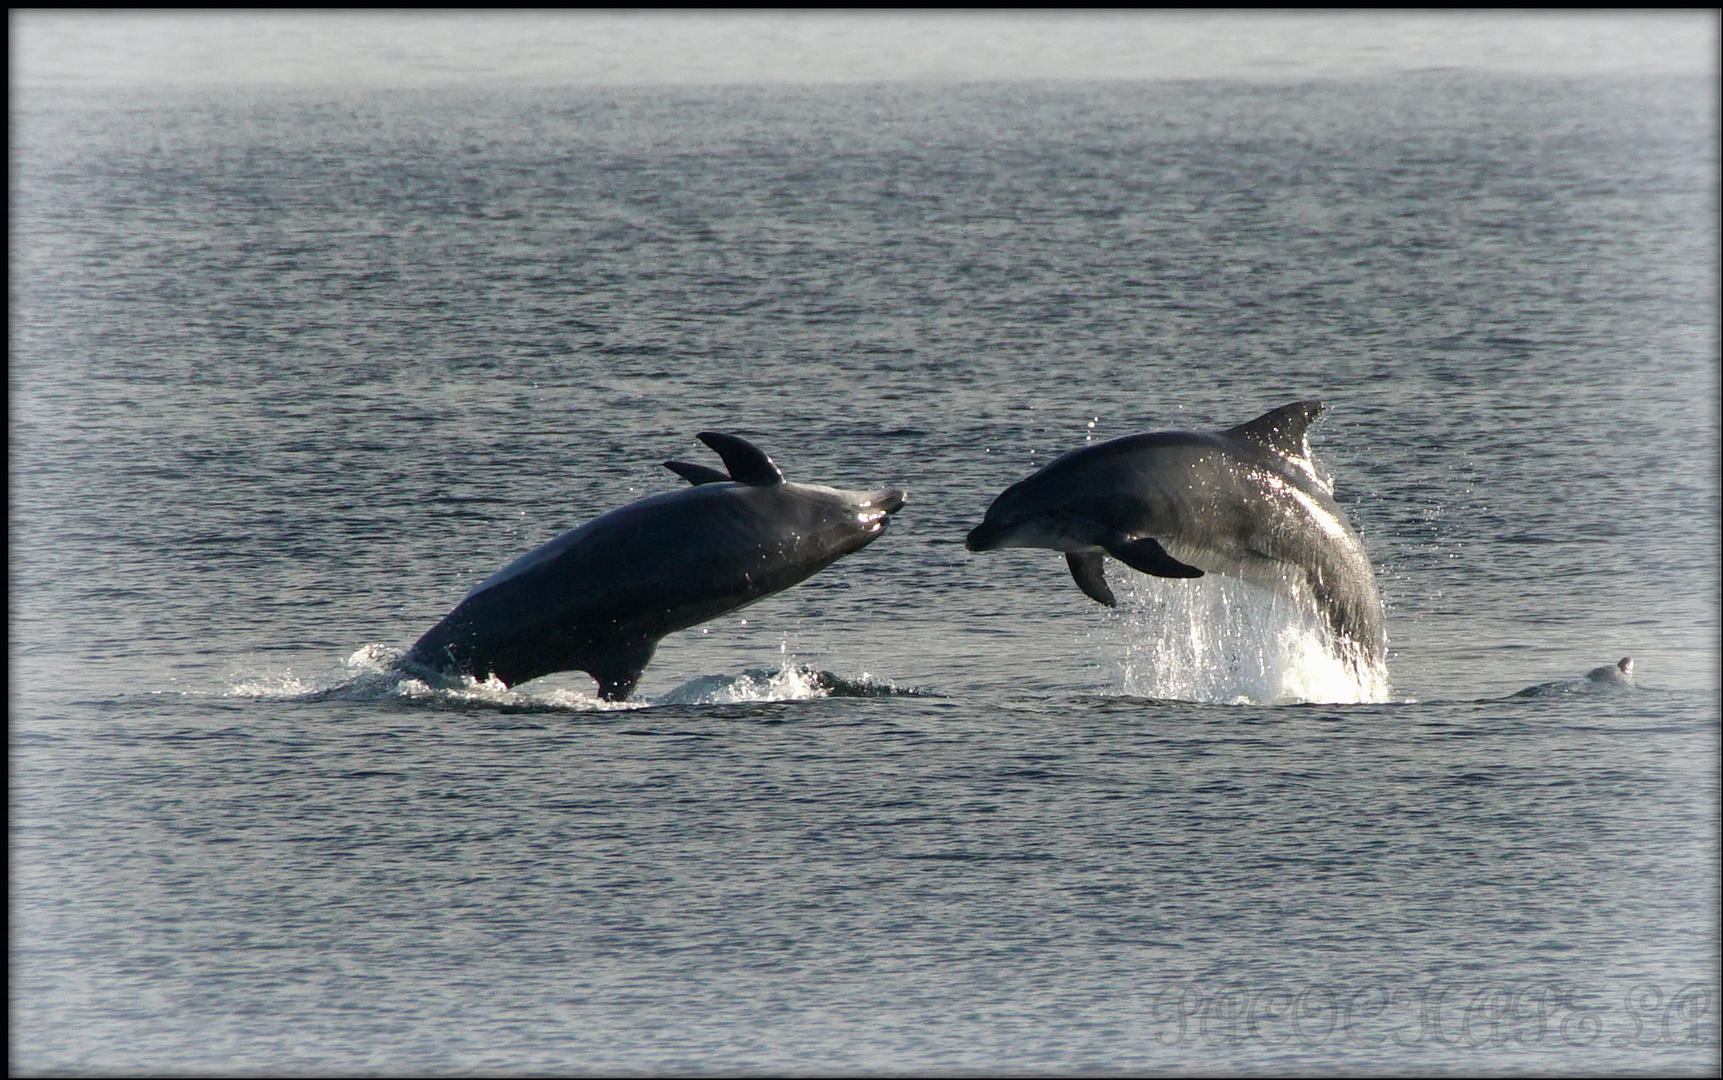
[406,481,882,689]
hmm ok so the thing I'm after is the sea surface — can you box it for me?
[11,74,1719,1074]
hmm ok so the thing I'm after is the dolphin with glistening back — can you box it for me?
[966,400,1387,671]
[400,404,1387,698]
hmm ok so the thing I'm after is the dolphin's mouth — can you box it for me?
[853,488,906,537]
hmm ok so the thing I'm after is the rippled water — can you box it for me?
[12,75,1719,1073]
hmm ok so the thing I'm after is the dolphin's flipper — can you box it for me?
[588,641,657,702]
[1066,552,1118,607]
[663,461,731,486]
[1225,401,1323,459]
[696,432,784,486]
[1105,536,1205,579]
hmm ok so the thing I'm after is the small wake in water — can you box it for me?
[225,645,921,711]
[1107,576,1392,705]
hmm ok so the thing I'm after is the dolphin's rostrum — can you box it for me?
[966,402,1387,666]
[402,433,905,699]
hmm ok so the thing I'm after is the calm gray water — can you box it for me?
[12,75,1719,1074]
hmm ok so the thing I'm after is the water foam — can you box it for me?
[223,645,913,711]
[218,644,640,710]
[653,663,917,705]
[221,671,324,699]
[654,664,833,705]
[1107,575,1391,705]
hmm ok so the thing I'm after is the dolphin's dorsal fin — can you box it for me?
[663,461,731,486]
[697,432,784,485]
[1226,401,1323,460]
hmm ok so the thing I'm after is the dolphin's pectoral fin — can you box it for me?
[663,460,731,486]
[1105,536,1205,579]
[1065,552,1117,607]
[586,641,657,702]
[696,432,785,485]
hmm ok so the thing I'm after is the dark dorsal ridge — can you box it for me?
[1225,401,1323,460]
[662,460,731,486]
[696,432,785,485]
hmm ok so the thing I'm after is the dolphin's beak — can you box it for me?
[965,520,1005,552]
[866,488,907,515]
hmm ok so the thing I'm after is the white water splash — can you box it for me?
[1107,575,1391,705]
[383,672,643,711]
[222,670,323,699]
[654,663,838,705]
[219,644,644,710]
[221,643,909,710]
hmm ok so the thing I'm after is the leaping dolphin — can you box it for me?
[965,402,1387,665]
[402,433,906,699]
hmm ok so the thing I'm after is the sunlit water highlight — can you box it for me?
[1108,575,1394,705]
